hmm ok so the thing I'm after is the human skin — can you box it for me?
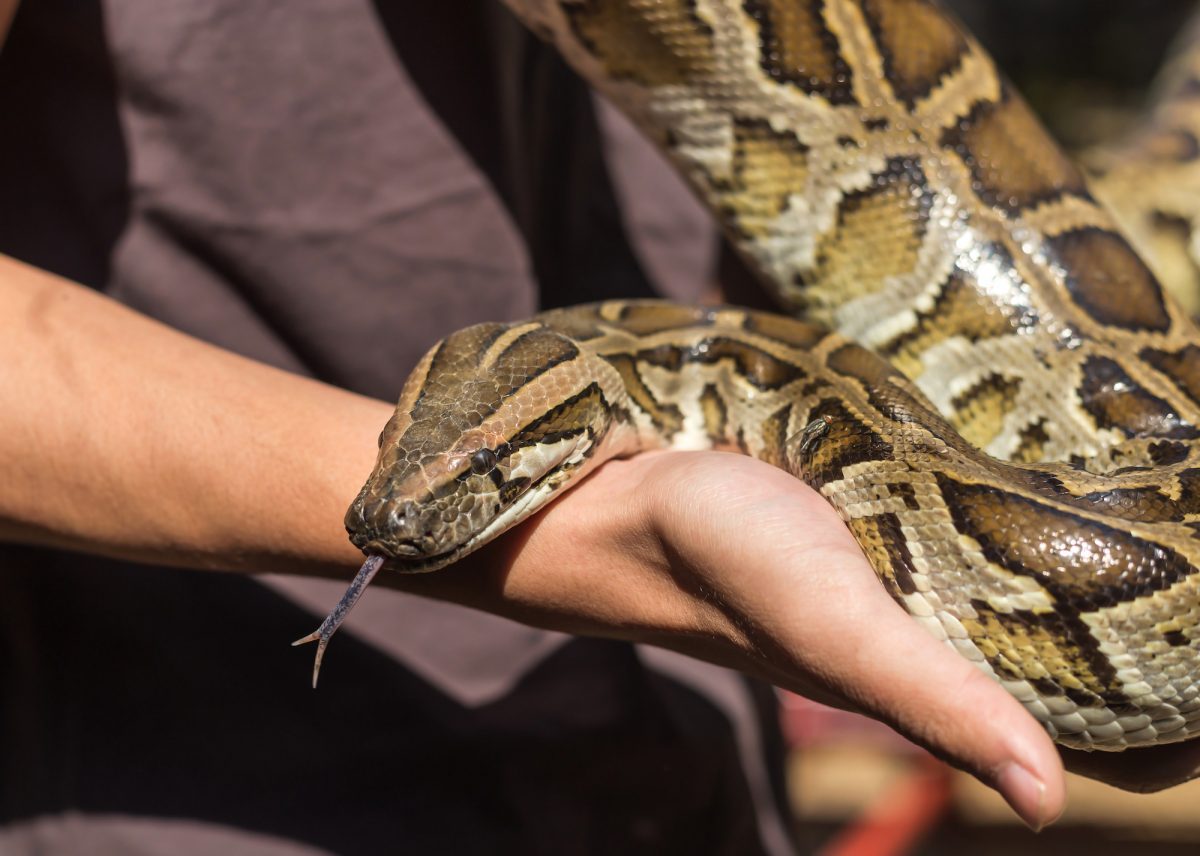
[7,254,1200,831]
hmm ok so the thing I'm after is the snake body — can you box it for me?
[296,1,1200,751]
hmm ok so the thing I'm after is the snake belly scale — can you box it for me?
[295,1,1200,751]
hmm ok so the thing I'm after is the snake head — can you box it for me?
[345,318,621,572]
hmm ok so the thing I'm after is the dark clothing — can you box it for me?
[0,1,792,853]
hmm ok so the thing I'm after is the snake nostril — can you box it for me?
[386,500,422,536]
[345,495,374,534]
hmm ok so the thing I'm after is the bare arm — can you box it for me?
[0,254,388,575]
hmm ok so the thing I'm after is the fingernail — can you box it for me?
[997,761,1050,832]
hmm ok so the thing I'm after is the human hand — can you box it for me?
[385,449,1081,829]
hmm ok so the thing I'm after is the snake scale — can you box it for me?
[295,1,1200,751]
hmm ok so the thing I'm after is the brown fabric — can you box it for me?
[0,1,793,854]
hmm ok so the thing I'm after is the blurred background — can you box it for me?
[781,691,1200,855]
[952,0,1197,148]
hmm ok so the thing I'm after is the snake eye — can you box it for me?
[470,448,498,475]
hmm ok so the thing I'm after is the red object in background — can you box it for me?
[780,692,954,856]
[818,754,953,856]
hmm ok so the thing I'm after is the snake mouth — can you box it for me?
[360,524,499,574]
[363,536,435,560]
[352,500,505,571]
[360,540,460,574]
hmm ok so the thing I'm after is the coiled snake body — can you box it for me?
[297,1,1200,751]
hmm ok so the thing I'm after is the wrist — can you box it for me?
[383,454,690,637]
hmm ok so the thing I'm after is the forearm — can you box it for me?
[0,254,389,576]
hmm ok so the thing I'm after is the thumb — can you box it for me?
[779,544,1067,831]
[655,453,1068,829]
[860,626,1065,831]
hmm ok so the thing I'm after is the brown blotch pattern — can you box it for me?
[721,119,811,240]
[699,383,729,441]
[1150,440,1192,467]
[636,338,807,389]
[1124,127,1200,165]
[963,602,1125,712]
[412,325,578,430]
[490,329,582,386]
[564,0,715,86]
[950,372,1021,451]
[759,403,793,467]
[826,343,961,446]
[1067,484,1196,524]
[1050,229,1172,333]
[1078,356,1200,440]
[537,305,610,341]
[512,382,609,448]
[880,273,1026,371]
[1014,419,1050,463]
[800,398,895,489]
[941,89,1088,214]
[742,0,856,104]
[851,513,919,596]
[805,158,933,301]
[1175,469,1200,511]
[857,0,968,107]
[1141,345,1200,408]
[614,302,713,335]
[742,310,829,350]
[887,481,922,510]
[700,338,807,389]
[826,342,904,389]
[603,353,686,437]
[937,473,1194,610]
[1164,629,1191,648]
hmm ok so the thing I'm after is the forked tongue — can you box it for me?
[292,554,385,688]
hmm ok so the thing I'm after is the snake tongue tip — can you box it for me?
[310,638,329,689]
[292,555,386,689]
[291,629,328,689]
[291,630,321,648]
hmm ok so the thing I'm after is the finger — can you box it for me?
[664,457,1069,830]
[791,560,1063,828]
